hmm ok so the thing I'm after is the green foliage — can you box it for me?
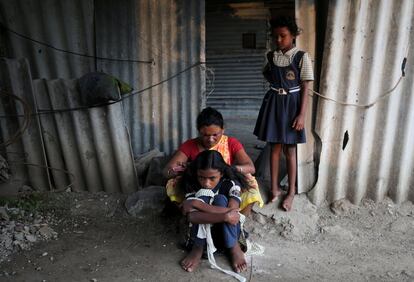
[0,193,43,212]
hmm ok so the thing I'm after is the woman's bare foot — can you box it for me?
[269,187,282,203]
[282,194,295,211]
[229,243,247,273]
[181,245,203,272]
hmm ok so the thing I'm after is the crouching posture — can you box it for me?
[180,150,247,279]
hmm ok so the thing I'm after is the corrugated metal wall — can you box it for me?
[309,0,414,205]
[0,58,138,193]
[95,0,204,154]
[0,0,205,156]
[205,1,268,117]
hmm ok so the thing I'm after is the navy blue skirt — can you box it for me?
[253,89,306,144]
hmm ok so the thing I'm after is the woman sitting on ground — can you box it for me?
[164,107,264,215]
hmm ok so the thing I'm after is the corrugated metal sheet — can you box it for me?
[0,0,205,156]
[95,0,204,155]
[205,1,268,117]
[309,0,414,205]
[296,0,317,193]
[0,58,50,191]
[0,58,138,193]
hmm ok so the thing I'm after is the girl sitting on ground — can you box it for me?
[179,150,247,275]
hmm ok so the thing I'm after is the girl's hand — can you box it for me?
[292,114,305,131]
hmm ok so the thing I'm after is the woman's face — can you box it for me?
[198,125,224,149]
[197,168,222,189]
[273,26,295,52]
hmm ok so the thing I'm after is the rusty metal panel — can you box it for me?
[0,58,138,193]
[0,58,50,190]
[309,0,414,205]
[0,0,96,79]
[0,0,205,156]
[32,78,138,193]
[95,0,205,155]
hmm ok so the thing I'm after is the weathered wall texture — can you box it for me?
[310,0,414,205]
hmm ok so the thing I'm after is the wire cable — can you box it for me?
[0,22,153,64]
[0,90,32,147]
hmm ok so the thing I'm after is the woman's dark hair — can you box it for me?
[181,150,246,193]
[196,107,224,130]
[270,16,301,36]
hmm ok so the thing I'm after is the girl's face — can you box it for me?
[273,27,295,52]
[197,168,222,189]
[198,125,224,149]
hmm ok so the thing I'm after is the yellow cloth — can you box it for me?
[166,135,264,211]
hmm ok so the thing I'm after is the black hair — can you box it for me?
[196,107,224,130]
[270,16,301,36]
[181,150,247,193]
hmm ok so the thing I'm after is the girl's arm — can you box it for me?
[163,151,189,179]
[292,80,311,131]
[233,148,255,175]
[187,209,240,225]
[181,199,232,215]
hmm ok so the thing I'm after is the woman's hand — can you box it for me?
[292,114,305,131]
[180,199,195,215]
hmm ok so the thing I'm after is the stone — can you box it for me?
[38,226,57,239]
[125,186,167,216]
[135,149,165,178]
[0,207,9,221]
[330,198,355,216]
[144,157,169,187]
[25,234,37,243]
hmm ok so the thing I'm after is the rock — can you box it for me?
[135,149,165,178]
[38,226,57,239]
[330,199,355,215]
[125,186,167,216]
[18,185,33,193]
[0,207,9,221]
[14,232,24,241]
[25,234,37,243]
[144,157,169,187]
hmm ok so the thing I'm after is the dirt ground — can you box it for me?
[1,118,414,282]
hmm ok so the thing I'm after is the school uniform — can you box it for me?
[254,47,314,144]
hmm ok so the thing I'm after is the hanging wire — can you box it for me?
[309,40,410,109]
[0,90,32,147]
[0,22,154,64]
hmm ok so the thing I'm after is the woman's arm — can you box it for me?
[163,150,189,179]
[233,148,255,175]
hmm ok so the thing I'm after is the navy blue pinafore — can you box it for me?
[253,50,306,144]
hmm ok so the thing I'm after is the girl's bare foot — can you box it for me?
[282,194,295,211]
[230,243,247,273]
[181,245,203,272]
[270,187,282,203]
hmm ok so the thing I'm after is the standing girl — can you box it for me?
[254,16,314,211]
